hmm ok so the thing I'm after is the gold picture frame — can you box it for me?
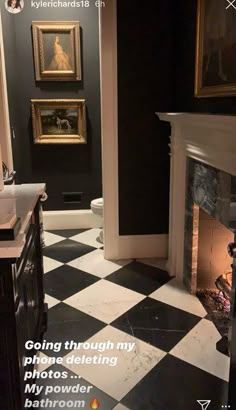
[31,99,87,144]
[32,21,81,81]
[195,0,236,97]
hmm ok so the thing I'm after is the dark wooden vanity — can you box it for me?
[0,184,47,410]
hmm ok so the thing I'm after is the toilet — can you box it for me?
[90,198,104,243]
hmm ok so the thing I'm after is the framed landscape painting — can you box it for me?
[32,21,81,81]
[195,0,236,97]
[31,99,87,144]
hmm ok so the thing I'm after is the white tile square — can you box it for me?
[43,256,63,274]
[113,405,130,410]
[43,231,65,247]
[137,258,168,271]
[67,249,131,278]
[150,278,207,318]
[64,279,145,324]
[62,326,166,400]
[70,228,103,248]
[170,319,230,381]
[45,294,60,309]
[34,352,52,373]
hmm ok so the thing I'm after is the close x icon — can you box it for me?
[226,0,236,10]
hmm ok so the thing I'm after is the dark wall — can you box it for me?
[175,0,236,113]
[1,2,102,210]
[117,0,175,235]
[1,10,23,177]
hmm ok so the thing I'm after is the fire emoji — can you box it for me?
[89,398,100,409]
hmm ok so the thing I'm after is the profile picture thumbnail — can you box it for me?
[5,0,24,14]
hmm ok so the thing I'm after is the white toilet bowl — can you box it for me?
[90,198,103,243]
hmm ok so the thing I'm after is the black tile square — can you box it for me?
[43,239,96,263]
[111,297,201,351]
[44,264,100,300]
[121,355,228,410]
[106,260,171,295]
[42,303,106,357]
[35,364,118,410]
[46,229,89,239]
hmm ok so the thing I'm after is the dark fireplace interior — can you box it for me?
[195,208,234,354]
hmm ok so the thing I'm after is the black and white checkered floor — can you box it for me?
[37,228,230,409]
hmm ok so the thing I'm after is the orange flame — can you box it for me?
[90,398,100,409]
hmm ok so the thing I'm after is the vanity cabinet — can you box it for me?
[0,198,47,410]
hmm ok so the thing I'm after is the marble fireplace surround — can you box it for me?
[157,112,236,286]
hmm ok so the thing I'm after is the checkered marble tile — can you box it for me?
[42,302,106,357]
[113,404,130,410]
[43,256,63,274]
[47,229,88,238]
[39,228,229,408]
[34,352,52,373]
[70,228,103,248]
[43,239,96,263]
[170,319,230,381]
[62,325,166,401]
[64,279,145,324]
[111,296,201,352]
[68,249,132,278]
[44,294,61,309]
[43,231,65,247]
[121,354,228,410]
[44,264,99,300]
[106,260,171,295]
[150,277,207,318]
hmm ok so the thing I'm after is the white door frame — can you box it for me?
[99,1,168,260]
[0,9,13,172]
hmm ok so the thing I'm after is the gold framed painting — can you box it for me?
[31,99,87,144]
[195,0,236,97]
[32,21,81,81]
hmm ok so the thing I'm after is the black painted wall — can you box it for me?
[1,1,102,210]
[117,0,236,236]
[117,0,175,235]
[1,10,23,177]
[175,0,236,113]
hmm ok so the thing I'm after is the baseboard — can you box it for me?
[104,234,168,260]
[43,210,102,230]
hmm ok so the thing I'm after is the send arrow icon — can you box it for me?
[197,400,211,410]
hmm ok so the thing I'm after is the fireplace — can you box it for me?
[157,112,236,282]
[183,158,235,295]
[157,112,236,358]
[182,157,236,353]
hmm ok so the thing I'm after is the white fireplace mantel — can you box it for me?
[157,112,236,280]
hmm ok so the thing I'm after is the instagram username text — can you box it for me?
[31,1,105,8]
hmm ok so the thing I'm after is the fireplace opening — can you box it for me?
[197,208,233,293]
[192,207,234,352]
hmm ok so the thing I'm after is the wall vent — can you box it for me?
[63,192,83,204]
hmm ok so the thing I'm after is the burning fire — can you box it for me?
[215,271,232,312]
[90,398,100,409]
